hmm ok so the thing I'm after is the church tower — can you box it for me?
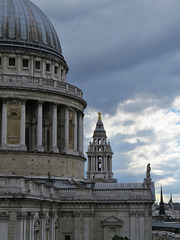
[159,186,165,216]
[86,112,115,182]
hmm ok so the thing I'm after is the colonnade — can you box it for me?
[88,156,112,172]
[0,98,84,155]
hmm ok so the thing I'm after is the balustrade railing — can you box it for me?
[0,74,83,98]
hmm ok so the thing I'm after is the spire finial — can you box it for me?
[98,112,101,121]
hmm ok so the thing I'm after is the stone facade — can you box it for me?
[0,0,155,239]
[0,177,154,240]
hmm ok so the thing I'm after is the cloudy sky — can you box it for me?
[34,0,180,202]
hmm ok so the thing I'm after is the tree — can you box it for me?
[111,236,130,240]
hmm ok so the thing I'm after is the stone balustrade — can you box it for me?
[0,74,83,98]
[0,177,153,202]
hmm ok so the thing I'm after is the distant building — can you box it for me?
[152,189,180,239]
[0,0,155,239]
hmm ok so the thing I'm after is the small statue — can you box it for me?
[143,163,151,189]
[146,163,151,179]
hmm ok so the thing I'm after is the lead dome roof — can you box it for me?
[0,0,64,60]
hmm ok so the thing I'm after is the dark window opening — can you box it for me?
[0,57,1,65]
[9,57,15,66]
[54,66,58,74]
[35,61,40,69]
[65,236,71,240]
[25,127,30,150]
[23,59,29,68]
[46,63,50,72]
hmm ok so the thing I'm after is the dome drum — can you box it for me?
[0,98,85,179]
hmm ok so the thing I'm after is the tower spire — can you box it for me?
[86,113,115,183]
[159,186,165,216]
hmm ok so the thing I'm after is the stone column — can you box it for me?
[49,212,55,240]
[130,211,136,240]
[74,110,77,151]
[39,211,46,240]
[36,101,44,152]
[78,112,83,155]
[64,107,69,152]
[27,212,35,240]
[20,100,27,150]
[51,103,59,153]
[17,212,28,240]
[1,99,7,149]
[105,156,108,171]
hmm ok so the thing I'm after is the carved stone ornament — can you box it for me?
[17,211,28,220]
[73,211,81,218]
[129,211,136,217]
[0,212,10,220]
[82,211,93,218]
[138,211,145,217]
[8,98,21,105]
[49,211,55,218]
[62,212,73,218]
[39,211,46,219]
[28,211,35,219]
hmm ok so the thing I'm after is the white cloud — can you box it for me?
[84,96,180,201]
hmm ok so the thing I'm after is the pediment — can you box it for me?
[101,215,123,227]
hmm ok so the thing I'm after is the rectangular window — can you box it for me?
[9,57,15,66]
[65,236,70,240]
[54,66,58,74]
[35,61,40,70]
[23,59,29,68]
[46,63,50,72]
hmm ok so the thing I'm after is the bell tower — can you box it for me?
[86,112,115,182]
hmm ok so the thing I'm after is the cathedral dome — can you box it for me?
[0,0,63,59]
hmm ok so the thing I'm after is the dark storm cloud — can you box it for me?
[34,0,180,113]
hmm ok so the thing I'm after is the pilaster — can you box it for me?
[130,211,136,240]
[1,98,7,149]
